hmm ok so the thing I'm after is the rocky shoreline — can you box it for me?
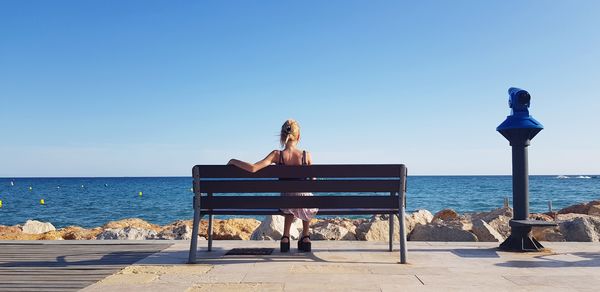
[2,200,600,242]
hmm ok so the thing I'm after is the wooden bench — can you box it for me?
[188,164,408,264]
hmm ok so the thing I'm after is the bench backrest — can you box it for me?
[192,164,407,210]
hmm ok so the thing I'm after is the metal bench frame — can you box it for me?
[188,164,408,264]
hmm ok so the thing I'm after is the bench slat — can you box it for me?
[197,179,400,193]
[193,164,404,178]
[200,209,399,215]
[200,195,399,209]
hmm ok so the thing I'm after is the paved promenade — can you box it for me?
[76,240,600,291]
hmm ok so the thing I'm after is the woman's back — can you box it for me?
[277,149,308,166]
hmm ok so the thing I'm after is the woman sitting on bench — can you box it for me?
[228,119,318,252]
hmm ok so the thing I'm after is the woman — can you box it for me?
[228,119,317,252]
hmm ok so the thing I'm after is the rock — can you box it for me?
[103,218,161,232]
[471,219,504,242]
[0,225,22,235]
[356,210,433,242]
[471,208,513,239]
[158,220,193,240]
[532,226,565,242]
[409,221,478,241]
[433,209,459,221]
[558,214,600,242]
[446,218,473,231]
[588,204,600,216]
[311,222,354,240]
[250,215,303,240]
[96,227,158,240]
[0,225,26,240]
[486,216,511,239]
[406,210,434,232]
[472,207,513,223]
[60,226,102,240]
[211,219,261,240]
[529,213,554,222]
[22,220,56,234]
[37,230,64,240]
[158,218,259,240]
[356,210,433,241]
[359,220,392,241]
[558,200,600,215]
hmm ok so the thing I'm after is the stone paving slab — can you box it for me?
[78,240,600,291]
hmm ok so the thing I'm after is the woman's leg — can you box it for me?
[302,220,310,242]
[282,214,294,242]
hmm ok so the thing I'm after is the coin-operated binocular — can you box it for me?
[497,87,556,252]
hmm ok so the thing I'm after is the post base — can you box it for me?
[499,232,545,252]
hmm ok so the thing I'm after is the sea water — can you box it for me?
[0,176,598,228]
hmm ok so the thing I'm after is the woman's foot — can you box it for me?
[298,235,311,252]
[280,236,290,252]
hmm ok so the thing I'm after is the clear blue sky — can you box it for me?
[1,1,599,177]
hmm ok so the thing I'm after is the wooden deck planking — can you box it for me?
[0,242,170,292]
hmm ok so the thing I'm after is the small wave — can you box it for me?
[556,175,569,179]
[577,175,592,179]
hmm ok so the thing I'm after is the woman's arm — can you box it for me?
[227,150,278,173]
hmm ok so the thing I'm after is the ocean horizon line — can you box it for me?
[1,174,599,179]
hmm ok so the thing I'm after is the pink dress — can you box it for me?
[279,150,318,221]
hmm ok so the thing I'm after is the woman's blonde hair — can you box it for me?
[280,119,300,147]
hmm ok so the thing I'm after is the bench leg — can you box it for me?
[188,197,201,264]
[399,191,408,264]
[388,214,394,252]
[207,214,213,252]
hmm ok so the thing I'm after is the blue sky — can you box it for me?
[1,1,599,177]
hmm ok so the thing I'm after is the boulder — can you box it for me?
[532,226,565,242]
[60,226,102,240]
[158,220,193,240]
[470,208,513,239]
[529,213,555,222]
[588,204,600,217]
[558,200,600,215]
[433,209,459,221]
[37,230,64,240]
[96,227,158,240]
[311,221,354,240]
[103,218,161,232]
[487,216,511,239]
[0,225,26,240]
[406,210,434,232]
[212,218,261,240]
[446,218,473,231]
[0,225,22,235]
[22,220,56,234]
[409,221,478,242]
[356,210,433,241]
[359,220,396,241]
[558,214,600,242]
[471,219,504,242]
[471,207,513,223]
[250,215,303,240]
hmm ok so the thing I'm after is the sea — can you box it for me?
[0,176,599,229]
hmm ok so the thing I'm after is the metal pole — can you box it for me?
[512,144,529,221]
